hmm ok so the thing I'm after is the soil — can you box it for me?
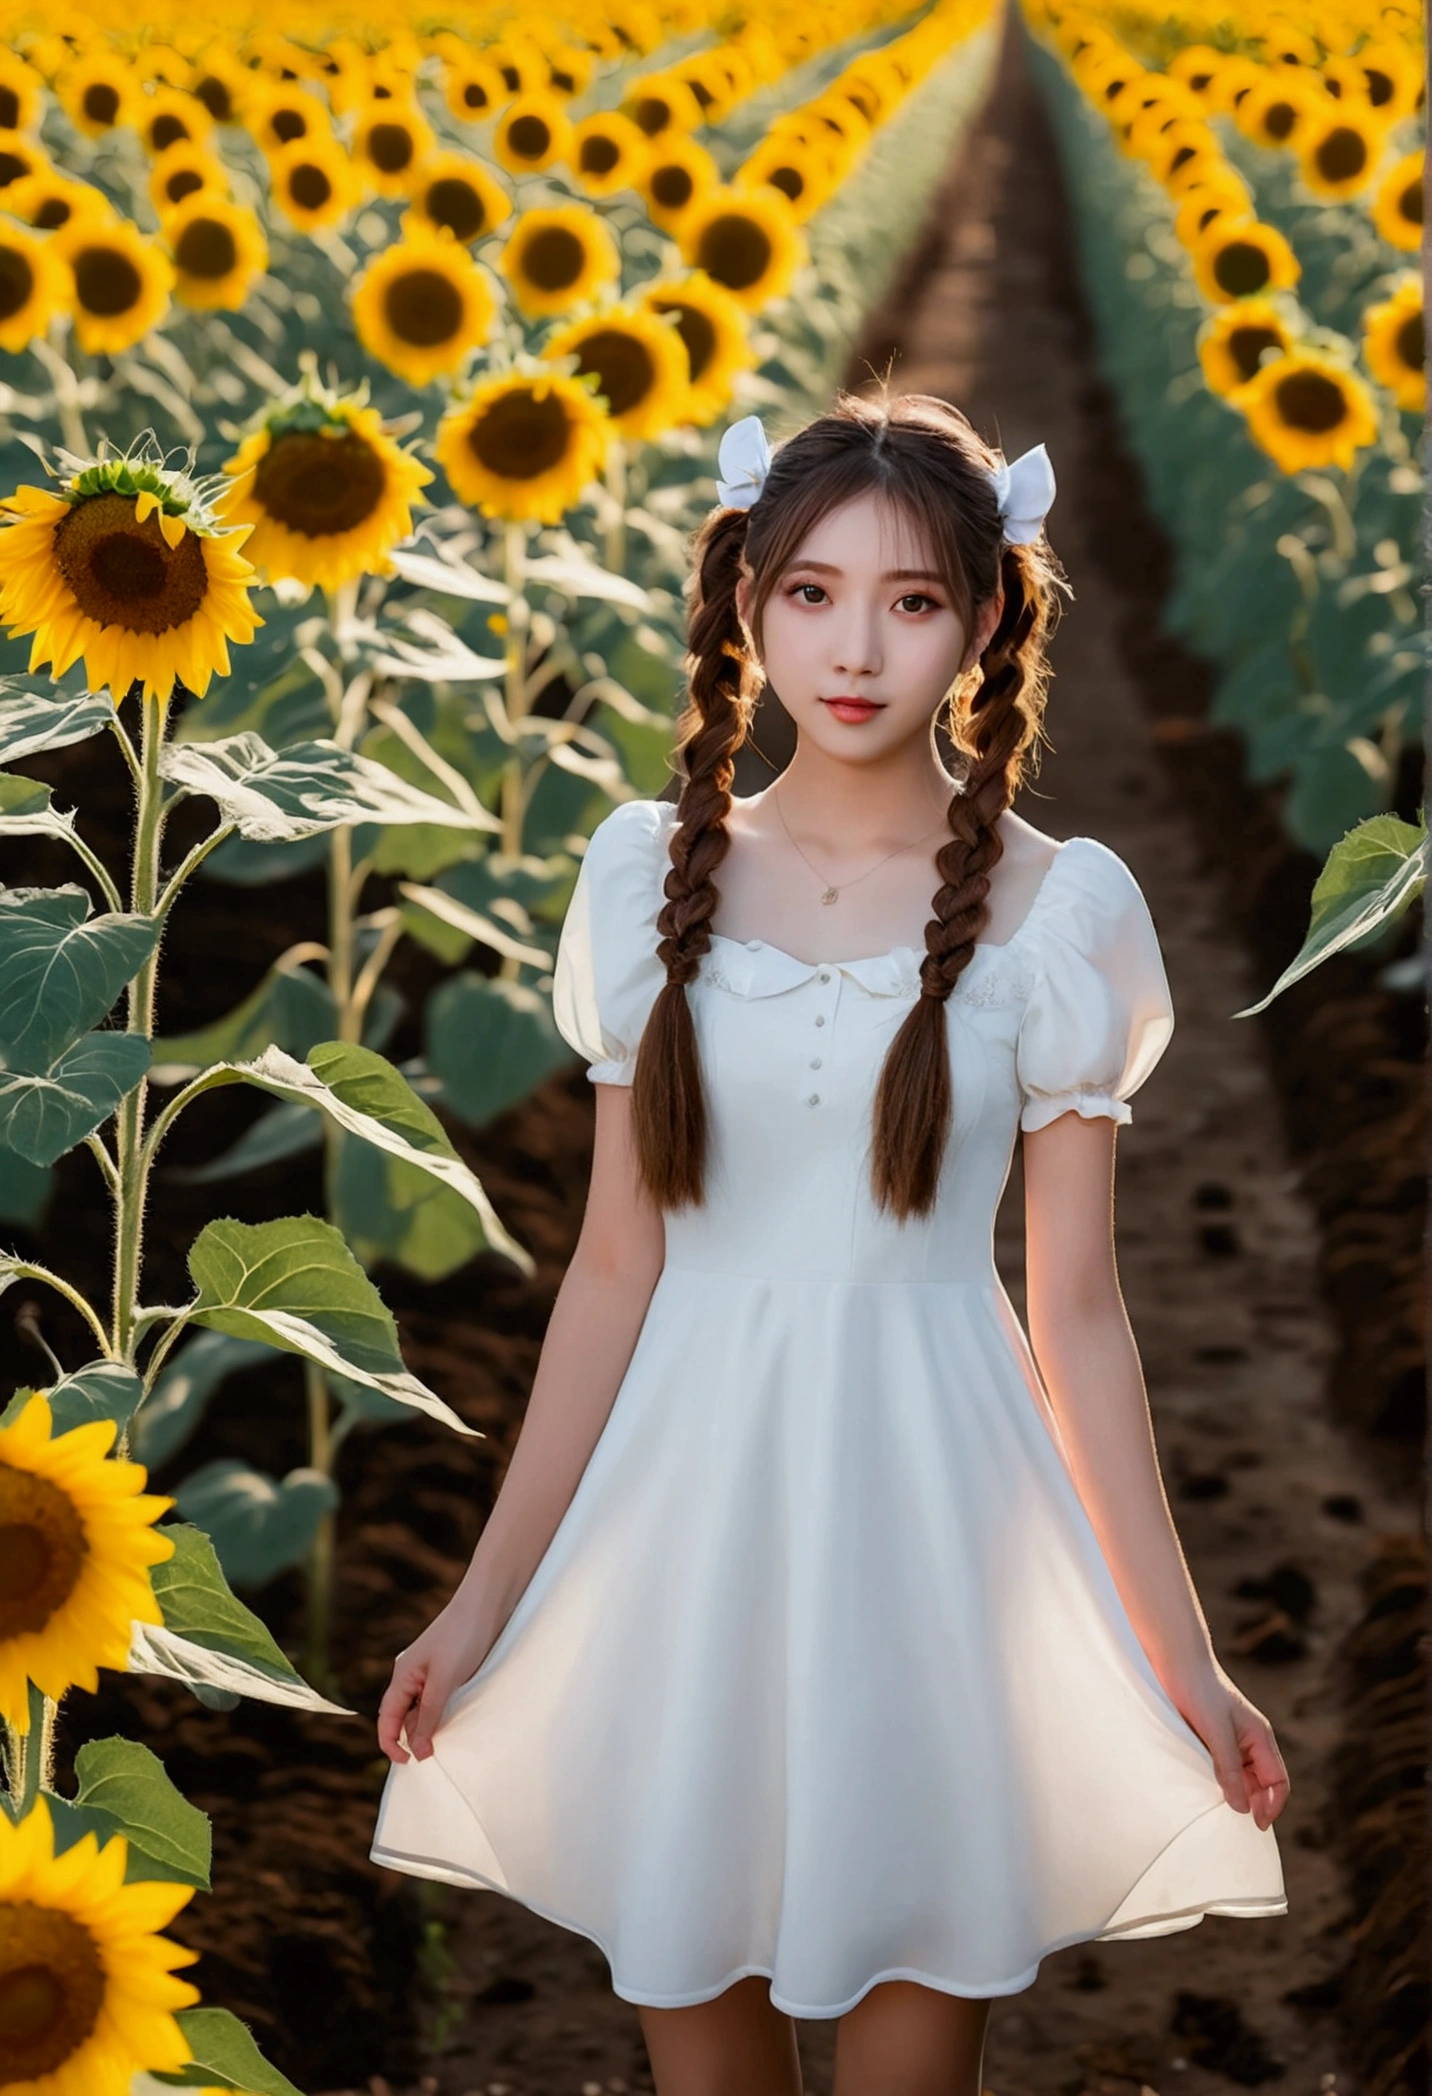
[4,15,1424,2096]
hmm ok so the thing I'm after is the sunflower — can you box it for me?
[434,367,612,523]
[1190,215,1302,304]
[676,184,806,311]
[1371,147,1424,249]
[55,52,136,138]
[1349,40,1423,121]
[498,202,619,319]
[0,1791,203,2095]
[1143,118,1223,188]
[244,78,331,156]
[1198,295,1297,397]
[492,88,573,175]
[403,152,511,245]
[621,72,705,138]
[1233,70,1323,152]
[735,135,832,222]
[569,110,650,198]
[148,141,228,215]
[136,86,211,158]
[4,171,112,233]
[1239,348,1381,472]
[637,133,722,232]
[542,304,689,439]
[268,132,359,233]
[0,51,42,134]
[1194,52,1268,117]
[442,53,510,124]
[1362,274,1425,410]
[51,219,172,356]
[482,38,548,98]
[0,129,48,192]
[674,51,737,123]
[352,98,436,196]
[162,195,267,311]
[546,42,595,98]
[1298,105,1387,198]
[351,226,496,385]
[1174,179,1254,249]
[0,1392,174,1728]
[0,223,68,353]
[188,48,248,127]
[1167,43,1227,99]
[0,455,261,702]
[222,383,431,591]
[633,269,754,425]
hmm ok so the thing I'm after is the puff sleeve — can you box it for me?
[551,797,670,1086]
[1015,839,1175,1134]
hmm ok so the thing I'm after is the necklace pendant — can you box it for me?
[821,887,839,905]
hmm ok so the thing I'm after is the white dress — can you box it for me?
[369,795,1287,2014]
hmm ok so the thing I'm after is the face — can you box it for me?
[738,490,1003,766]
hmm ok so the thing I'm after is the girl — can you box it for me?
[371,389,1290,2096]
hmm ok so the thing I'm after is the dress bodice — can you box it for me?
[551,798,1175,1287]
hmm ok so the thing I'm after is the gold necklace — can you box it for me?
[773,786,948,905]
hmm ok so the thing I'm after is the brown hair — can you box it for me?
[630,386,1069,1220]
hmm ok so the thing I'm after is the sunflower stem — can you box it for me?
[302,1356,337,1696]
[110,693,170,1414]
[602,438,627,576]
[33,322,87,458]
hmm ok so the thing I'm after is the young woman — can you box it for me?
[371,389,1290,2096]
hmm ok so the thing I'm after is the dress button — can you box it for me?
[807,1093,820,1106]
[814,1014,825,1027]
[818,970,831,983]
[810,1057,822,1069]
[746,939,761,950]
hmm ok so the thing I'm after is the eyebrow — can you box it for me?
[784,561,946,582]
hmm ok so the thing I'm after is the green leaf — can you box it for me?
[0,887,159,1068]
[395,883,552,970]
[186,1213,481,1435]
[0,773,79,844]
[183,1044,533,1277]
[1235,815,1427,1016]
[134,1331,278,1470]
[158,731,501,842]
[168,1098,323,1185]
[333,1133,495,1284]
[135,1521,352,1715]
[426,971,575,1129]
[386,543,510,604]
[172,1458,339,1588]
[140,2005,306,2095]
[40,1359,143,1437]
[0,688,115,764]
[41,1738,211,1887]
[0,1031,150,1165]
[0,1146,52,1227]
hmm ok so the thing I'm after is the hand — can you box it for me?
[1167,1660,1291,1831]
[376,1596,501,1765]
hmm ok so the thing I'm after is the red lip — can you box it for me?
[822,696,884,714]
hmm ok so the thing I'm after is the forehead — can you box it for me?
[782,488,939,574]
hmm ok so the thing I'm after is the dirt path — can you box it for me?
[341,21,1413,2096]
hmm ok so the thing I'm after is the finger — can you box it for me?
[407,1680,452,1760]
[376,1662,425,1760]
[1207,1716,1252,1811]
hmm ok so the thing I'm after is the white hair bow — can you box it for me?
[713,415,1057,545]
[716,414,772,509]
[989,442,1056,544]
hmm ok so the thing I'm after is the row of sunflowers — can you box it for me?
[0,5,999,2094]
[1019,0,1426,992]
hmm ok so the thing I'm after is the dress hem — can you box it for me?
[367,1839,1287,2016]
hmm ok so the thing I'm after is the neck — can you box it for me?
[771,739,958,850]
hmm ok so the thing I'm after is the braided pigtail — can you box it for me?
[869,542,1056,1220]
[630,504,758,1209]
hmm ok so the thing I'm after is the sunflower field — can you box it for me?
[1019,0,1427,991]
[0,3,1004,2091]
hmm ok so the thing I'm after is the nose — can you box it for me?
[831,600,883,679]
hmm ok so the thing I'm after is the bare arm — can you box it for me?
[1022,1112,1289,1829]
[378,1082,664,1761]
